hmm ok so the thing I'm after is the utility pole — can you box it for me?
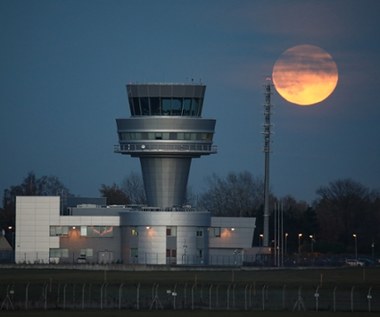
[263,78,273,247]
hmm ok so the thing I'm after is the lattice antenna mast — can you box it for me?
[262,78,273,247]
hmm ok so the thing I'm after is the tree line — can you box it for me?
[1,171,379,256]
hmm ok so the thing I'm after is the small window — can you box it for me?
[80,248,93,257]
[80,226,87,236]
[196,229,203,237]
[214,227,221,238]
[131,227,138,236]
[166,226,177,236]
[166,249,171,257]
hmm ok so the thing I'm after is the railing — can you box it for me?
[114,143,217,154]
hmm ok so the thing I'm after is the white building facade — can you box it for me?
[15,196,256,266]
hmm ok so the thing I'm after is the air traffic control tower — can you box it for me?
[115,83,217,209]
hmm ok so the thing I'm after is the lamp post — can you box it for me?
[353,234,358,260]
[298,233,303,254]
[259,234,264,247]
[309,235,314,253]
[371,241,375,261]
[285,233,288,255]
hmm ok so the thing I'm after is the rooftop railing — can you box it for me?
[114,143,217,154]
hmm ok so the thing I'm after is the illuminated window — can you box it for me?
[80,226,87,236]
[131,227,138,236]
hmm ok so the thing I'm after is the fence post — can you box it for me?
[367,287,372,312]
[262,285,266,311]
[81,283,86,310]
[227,284,231,310]
[191,283,196,310]
[232,284,236,308]
[100,283,106,310]
[183,283,187,309]
[208,284,213,310]
[215,284,220,308]
[333,286,337,312]
[244,284,249,310]
[136,283,140,310]
[314,285,320,312]
[350,286,355,312]
[25,283,30,310]
[43,283,48,310]
[118,283,124,310]
[63,284,67,310]
[282,284,286,310]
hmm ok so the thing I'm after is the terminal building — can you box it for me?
[15,83,256,265]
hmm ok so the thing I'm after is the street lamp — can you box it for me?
[285,233,288,255]
[353,234,358,260]
[298,233,303,254]
[309,235,315,253]
[259,234,264,247]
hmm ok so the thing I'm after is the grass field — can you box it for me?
[0,266,379,287]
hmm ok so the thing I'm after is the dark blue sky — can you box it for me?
[1,0,379,203]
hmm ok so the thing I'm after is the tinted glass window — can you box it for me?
[133,98,141,115]
[150,97,161,115]
[183,98,192,116]
[172,98,182,115]
[162,98,172,115]
[141,97,150,115]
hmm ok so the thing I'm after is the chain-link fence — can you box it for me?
[1,281,379,312]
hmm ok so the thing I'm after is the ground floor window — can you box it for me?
[49,248,69,258]
[80,248,93,257]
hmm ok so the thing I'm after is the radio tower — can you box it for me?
[262,78,273,247]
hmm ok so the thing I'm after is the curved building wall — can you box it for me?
[140,157,191,208]
[120,211,210,265]
[116,115,216,208]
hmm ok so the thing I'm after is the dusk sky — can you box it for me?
[1,0,379,204]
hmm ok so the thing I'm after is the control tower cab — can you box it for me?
[115,83,217,209]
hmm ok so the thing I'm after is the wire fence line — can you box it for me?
[1,281,379,312]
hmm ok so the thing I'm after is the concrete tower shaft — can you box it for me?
[115,83,217,209]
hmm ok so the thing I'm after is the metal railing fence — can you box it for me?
[1,281,379,312]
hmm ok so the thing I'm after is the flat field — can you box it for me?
[0,266,379,286]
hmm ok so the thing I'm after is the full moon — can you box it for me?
[272,45,338,106]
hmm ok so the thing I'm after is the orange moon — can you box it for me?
[272,45,338,106]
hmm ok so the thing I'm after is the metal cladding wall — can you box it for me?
[115,83,217,209]
[115,117,216,208]
[140,157,191,209]
[120,210,210,265]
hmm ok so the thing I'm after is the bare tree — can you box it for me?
[120,172,146,205]
[1,171,71,229]
[197,171,264,216]
[99,183,129,205]
[314,178,376,252]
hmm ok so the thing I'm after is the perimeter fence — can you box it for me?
[1,281,379,312]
